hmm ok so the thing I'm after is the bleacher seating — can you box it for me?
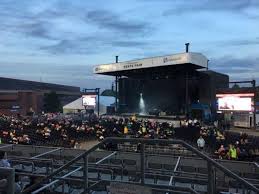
[1,140,259,194]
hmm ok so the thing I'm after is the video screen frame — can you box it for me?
[82,95,97,107]
[216,93,254,111]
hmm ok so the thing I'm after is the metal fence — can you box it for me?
[19,138,259,194]
[0,167,15,194]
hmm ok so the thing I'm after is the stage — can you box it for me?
[120,112,185,120]
[94,48,229,120]
[102,113,184,127]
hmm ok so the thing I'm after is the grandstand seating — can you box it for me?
[0,138,259,194]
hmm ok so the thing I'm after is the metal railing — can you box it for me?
[22,138,259,194]
[0,167,15,194]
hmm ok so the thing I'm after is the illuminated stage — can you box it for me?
[120,112,185,120]
[94,47,229,120]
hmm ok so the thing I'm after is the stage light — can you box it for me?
[139,93,146,115]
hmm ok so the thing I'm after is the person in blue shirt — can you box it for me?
[0,151,10,168]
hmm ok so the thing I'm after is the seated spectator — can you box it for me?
[15,172,23,194]
[0,151,10,168]
[0,178,7,192]
[217,145,226,159]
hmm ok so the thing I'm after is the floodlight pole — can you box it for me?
[185,43,190,118]
[252,80,256,130]
[185,72,189,118]
[115,56,119,114]
[97,88,100,117]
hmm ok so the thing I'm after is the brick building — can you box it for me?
[0,77,81,115]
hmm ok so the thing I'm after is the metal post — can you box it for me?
[185,43,190,53]
[115,56,118,114]
[185,72,189,117]
[83,155,88,194]
[140,143,145,185]
[252,80,256,130]
[97,88,100,117]
[115,76,118,113]
[207,162,215,194]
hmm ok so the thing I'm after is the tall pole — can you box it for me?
[97,88,100,117]
[140,143,145,185]
[115,56,118,114]
[185,72,189,117]
[185,43,190,53]
[253,80,256,130]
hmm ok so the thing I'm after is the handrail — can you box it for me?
[22,139,105,193]
[108,138,259,192]
[31,166,82,194]
[22,138,259,193]
[0,144,13,149]
[95,151,117,164]
[174,156,181,172]
[88,179,200,194]
[169,156,181,186]
[31,148,61,159]
[8,156,52,163]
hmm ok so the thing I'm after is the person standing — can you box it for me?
[197,136,205,150]
[228,144,237,160]
[218,145,226,159]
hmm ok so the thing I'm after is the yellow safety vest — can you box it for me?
[124,126,128,134]
[230,148,237,159]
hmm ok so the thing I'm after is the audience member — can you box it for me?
[197,136,205,150]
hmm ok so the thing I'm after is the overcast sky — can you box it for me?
[0,0,259,89]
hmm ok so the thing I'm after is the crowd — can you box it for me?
[0,114,176,148]
[0,113,258,162]
[197,125,258,161]
[0,113,258,194]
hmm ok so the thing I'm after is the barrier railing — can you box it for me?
[0,167,15,194]
[21,138,259,194]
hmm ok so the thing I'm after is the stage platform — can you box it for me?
[229,127,259,137]
[120,113,185,120]
[102,113,185,127]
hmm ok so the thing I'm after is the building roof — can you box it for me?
[63,97,85,110]
[94,52,208,76]
[0,77,80,94]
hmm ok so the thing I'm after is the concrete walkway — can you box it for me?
[79,139,99,150]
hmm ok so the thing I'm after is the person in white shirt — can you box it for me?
[197,136,205,150]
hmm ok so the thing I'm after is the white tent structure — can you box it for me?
[63,96,115,114]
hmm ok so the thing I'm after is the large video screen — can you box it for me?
[82,95,96,107]
[216,93,254,111]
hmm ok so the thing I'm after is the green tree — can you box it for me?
[232,84,240,89]
[43,91,62,113]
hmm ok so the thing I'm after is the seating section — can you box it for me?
[0,144,258,194]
